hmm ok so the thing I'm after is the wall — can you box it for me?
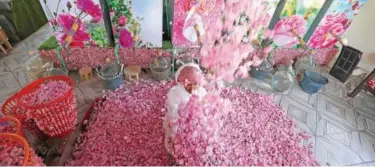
[342,0,375,72]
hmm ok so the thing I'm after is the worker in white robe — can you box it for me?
[163,63,207,155]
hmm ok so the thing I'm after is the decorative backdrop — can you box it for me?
[307,0,368,49]
[39,0,109,47]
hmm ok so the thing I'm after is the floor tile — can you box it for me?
[0,58,11,72]
[350,161,375,166]
[353,92,375,118]
[355,111,375,136]
[280,96,317,134]
[317,93,357,129]
[3,51,31,71]
[316,114,375,164]
[12,67,32,86]
[288,84,317,109]
[8,42,29,55]
[315,136,364,166]
[0,72,21,94]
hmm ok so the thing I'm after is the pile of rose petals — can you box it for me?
[39,48,171,70]
[20,81,70,105]
[66,80,175,166]
[171,86,318,166]
[0,143,45,166]
[219,87,317,166]
[66,81,317,166]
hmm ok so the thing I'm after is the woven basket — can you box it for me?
[0,133,45,166]
[299,71,328,94]
[2,76,77,138]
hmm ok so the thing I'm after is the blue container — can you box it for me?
[299,71,328,94]
[97,64,124,90]
[102,74,124,90]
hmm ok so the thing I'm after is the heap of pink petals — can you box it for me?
[66,80,317,166]
[20,80,70,105]
[0,143,45,166]
[66,80,175,166]
[39,48,171,70]
[172,86,318,166]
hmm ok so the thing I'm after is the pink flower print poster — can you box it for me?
[307,0,368,49]
[39,0,109,48]
[172,0,223,47]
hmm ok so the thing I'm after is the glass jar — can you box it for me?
[271,64,294,92]
[151,56,170,72]
[250,59,273,80]
[24,55,53,80]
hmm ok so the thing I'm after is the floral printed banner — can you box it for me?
[272,0,325,48]
[307,0,367,49]
[280,0,325,28]
[39,0,109,48]
[108,0,163,48]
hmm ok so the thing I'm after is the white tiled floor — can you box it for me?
[0,24,374,166]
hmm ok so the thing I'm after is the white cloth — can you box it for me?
[163,84,207,155]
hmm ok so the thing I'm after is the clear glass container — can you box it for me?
[271,65,294,92]
[150,56,170,72]
[42,68,68,77]
[24,55,53,80]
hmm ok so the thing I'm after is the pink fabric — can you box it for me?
[172,0,223,47]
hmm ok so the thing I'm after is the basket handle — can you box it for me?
[0,116,22,136]
[0,133,30,166]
